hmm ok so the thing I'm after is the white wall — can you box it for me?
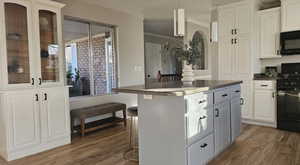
[260,56,300,72]
[55,0,145,112]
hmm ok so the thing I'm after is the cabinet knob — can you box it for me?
[35,94,39,101]
[235,90,240,93]
[198,100,206,104]
[240,98,245,105]
[222,94,228,97]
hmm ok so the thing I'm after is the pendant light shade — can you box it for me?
[174,8,185,37]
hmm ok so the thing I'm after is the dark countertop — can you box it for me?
[113,80,242,96]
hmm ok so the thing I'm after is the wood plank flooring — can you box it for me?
[0,123,299,165]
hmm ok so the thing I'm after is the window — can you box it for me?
[64,18,117,97]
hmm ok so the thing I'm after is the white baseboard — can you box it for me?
[5,136,71,161]
[242,119,276,128]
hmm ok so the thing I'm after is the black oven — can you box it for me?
[280,31,300,55]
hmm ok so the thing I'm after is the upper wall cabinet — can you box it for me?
[34,2,64,87]
[281,0,300,32]
[0,0,64,90]
[258,7,281,59]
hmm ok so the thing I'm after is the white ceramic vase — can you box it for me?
[181,60,195,83]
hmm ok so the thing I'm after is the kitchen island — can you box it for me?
[113,80,242,165]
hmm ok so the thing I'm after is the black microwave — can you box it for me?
[280,31,300,55]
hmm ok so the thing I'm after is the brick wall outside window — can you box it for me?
[76,36,110,95]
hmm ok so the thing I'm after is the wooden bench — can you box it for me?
[70,102,127,137]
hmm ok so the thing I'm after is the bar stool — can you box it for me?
[124,106,139,162]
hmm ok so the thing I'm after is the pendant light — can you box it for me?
[174,0,185,37]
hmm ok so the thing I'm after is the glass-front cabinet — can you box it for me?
[1,0,35,89]
[0,0,64,89]
[35,3,64,87]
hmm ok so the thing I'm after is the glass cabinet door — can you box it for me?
[4,3,31,85]
[38,10,60,83]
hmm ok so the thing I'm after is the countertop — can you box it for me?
[112,80,242,96]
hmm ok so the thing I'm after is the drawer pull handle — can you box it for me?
[235,90,240,93]
[261,84,268,87]
[198,100,206,104]
[222,94,228,97]
[200,143,208,148]
[199,116,207,120]
[215,109,219,117]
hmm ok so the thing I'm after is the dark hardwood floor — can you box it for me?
[0,123,299,165]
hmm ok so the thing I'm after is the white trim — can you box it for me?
[65,33,106,46]
[186,18,210,28]
[144,32,180,41]
[257,7,280,14]
[242,119,276,128]
[194,75,212,80]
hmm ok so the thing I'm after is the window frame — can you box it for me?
[64,16,119,98]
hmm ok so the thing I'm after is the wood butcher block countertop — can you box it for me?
[113,80,242,96]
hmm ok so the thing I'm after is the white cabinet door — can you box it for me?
[33,2,65,88]
[218,37,234,80]
[0,0,36,90]
[235,34,251,79]
[214,101,231,155]
[230,97,241,142]
[235,2,251,35]
[5,90,41,151]
[259,8,281,58]
[240,81,253,119]
[218,7,235,37]
[254,90,276,123]
[40,87,70,142]
[282,0,300,32]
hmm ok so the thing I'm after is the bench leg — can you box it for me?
[123,109,127,126]
[70,116,74,135]
[80,118,85,137]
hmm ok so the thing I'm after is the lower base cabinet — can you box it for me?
[188,134,214,165]
[214,101,231,155]
[0,87,71,161]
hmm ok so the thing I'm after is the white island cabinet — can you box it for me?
[115,81,242,165]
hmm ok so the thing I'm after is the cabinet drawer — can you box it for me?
[187,107,213,145]
[230,85,241,99]
[186,92,213,114]
[254,80,275,90]
[214,89,230,104]
[188,134,214,165]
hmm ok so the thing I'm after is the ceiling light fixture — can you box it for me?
[174,8,185,37]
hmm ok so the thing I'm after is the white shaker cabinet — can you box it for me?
[0,87,70,161]
[281,0,300,32]
[218,1,256,121]
[3,90,41,152]
[40,87,70,143]
[258,7,281,59]
[0,0,70,161]
[230,92,242,142]
[254,81,277,127]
